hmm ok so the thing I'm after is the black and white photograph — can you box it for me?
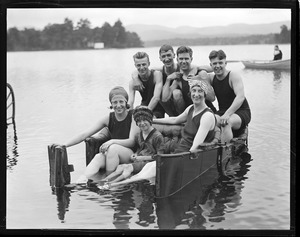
[4,0,296,234]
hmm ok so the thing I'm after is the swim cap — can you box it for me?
[133,106,153,124]
[188,79,208,95]
[109,86,128,102]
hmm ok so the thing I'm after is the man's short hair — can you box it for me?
[133,52,150,61]
[159,44,174,55]
[209,50,227,60]
[176,46,193,57]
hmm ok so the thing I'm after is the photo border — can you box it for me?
[1,0,298,236]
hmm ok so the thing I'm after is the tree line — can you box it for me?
[7,20,290,52]
[145,25,291,47]
[7,18,144,51]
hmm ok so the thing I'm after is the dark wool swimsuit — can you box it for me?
[212,71,251,136]
[173,107,216,153]
[132,128,164,173]
[181,68,217,113]
[108,110,133,139]
[138,69,165,118]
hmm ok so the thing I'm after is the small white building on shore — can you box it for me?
[94,42,104,49]
[87,42,104,49]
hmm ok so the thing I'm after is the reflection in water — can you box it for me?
[53,152,252,229]
[6,120,19,170]
[53,180,156,227]
[156,152,252,229]
[132,182,156,227]
[53,188,71,223]
[273,70,282,81]
[112,182,156,228]
[204,152,252,224]
[112,189,135,229]
[273,70,283,93]
[53,183,100,223]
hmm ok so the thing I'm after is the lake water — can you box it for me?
[6,44,292,230]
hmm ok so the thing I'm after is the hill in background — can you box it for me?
[125,20,291,42]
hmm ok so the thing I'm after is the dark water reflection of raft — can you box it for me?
[156,151,252,229]
[52,150,252,228]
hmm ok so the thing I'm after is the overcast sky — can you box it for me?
[7,8,291,30]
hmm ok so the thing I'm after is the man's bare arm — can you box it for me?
[147,70,163,111]
[128,80,137,109]
[161,72,181,102]
[197,65,213,73]
[131,70,144,91]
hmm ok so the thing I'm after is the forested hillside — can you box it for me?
[7,18,290,51]
[7,18,144,51]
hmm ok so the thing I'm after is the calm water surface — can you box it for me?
[6,45,291,230]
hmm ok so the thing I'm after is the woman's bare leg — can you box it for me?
[109,165,133,183]
[84,153,106,177]
[105,144,134,173]
[101,164,126,181]
[109,161,156,188]
[76,153,106,183]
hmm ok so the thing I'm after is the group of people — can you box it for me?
[50,45,251,188]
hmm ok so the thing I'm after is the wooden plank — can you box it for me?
[48,146,73,188]
[48,145,56,187]
[55,148,63,187]
[61,147,71,185]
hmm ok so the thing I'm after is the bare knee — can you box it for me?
[106,144,119,155]
[88,153,105,167]
[228,114,242,130]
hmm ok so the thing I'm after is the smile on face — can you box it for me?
[159,50,175,68]
[111,97,127,113]
[177,52,192,71]
[190,86,205,103]
[134,57,150,77]
[210,57,227,76]
[136,119,151,132]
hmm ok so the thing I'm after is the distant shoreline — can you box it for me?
[7,42,292,53]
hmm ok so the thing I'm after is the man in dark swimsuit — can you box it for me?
[131,45,213,116]
[128,51,165,118]
[208,49,251,143]
[162,46,216,114]
[156,44,186,116]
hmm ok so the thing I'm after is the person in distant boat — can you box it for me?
[98,80,216,190]
[207,49,251,143]
[131,45,215,116]
[273,45,283,61]
[128,51,165,118]
[50,86,139,184]
[99,106,164,187]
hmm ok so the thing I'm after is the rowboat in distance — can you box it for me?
[241,59,290,70]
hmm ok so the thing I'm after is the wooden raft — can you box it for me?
[48,146,74,188]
